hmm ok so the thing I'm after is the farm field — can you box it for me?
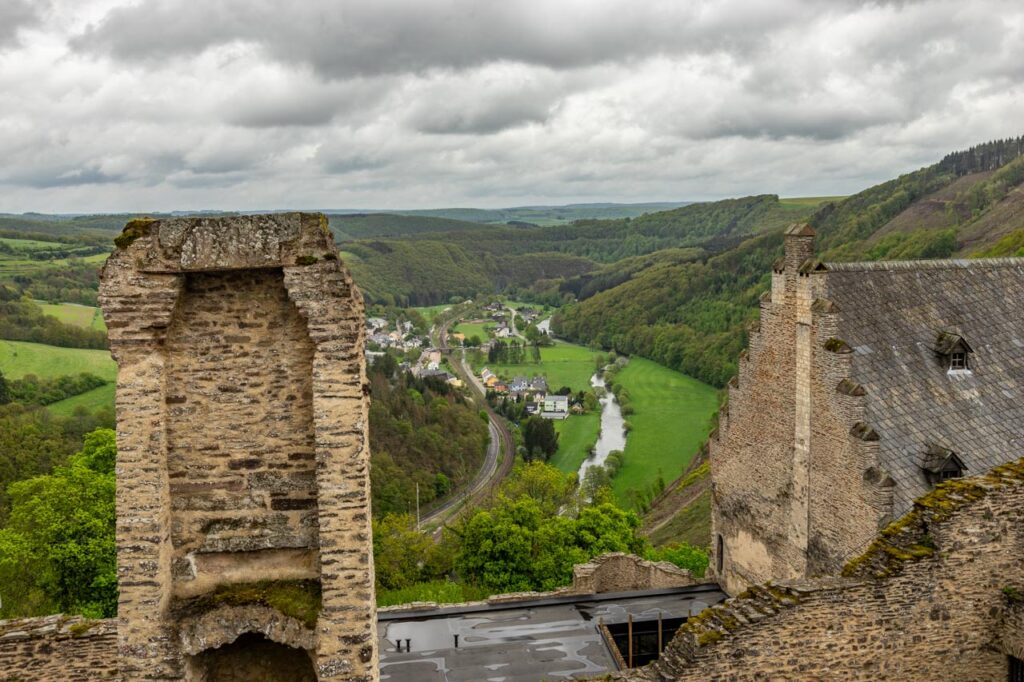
[0,251,107,276]
[0,339,116,381]
[481,340,600,394]
[453,320,491,340]
[550,413,600,475]
[0,237,70,250]
[412,304,451,325]
[47,383,116,416]
[610,358,718,503]
[35,301,107,331]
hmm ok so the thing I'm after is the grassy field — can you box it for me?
[412,304,451,324]
[47,383,116,416]
[0,339,116,381]
[453,321,492,340]
[483,340,600,393]
[550,413,600,475]
[0,237,69,250]
[610,358,718,502]
[34,301,107,331]
[0,251,107,276]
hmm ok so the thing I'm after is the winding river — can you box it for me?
[577,371,627,480]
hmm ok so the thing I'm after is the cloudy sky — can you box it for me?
[1,0,1022,212]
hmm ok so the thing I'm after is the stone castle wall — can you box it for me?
[710,228,891,593]
[0,616,117,681]
[165,269,319,597]
[710,234,805,593]
[622,459,1024,681]
[99,214,376,681]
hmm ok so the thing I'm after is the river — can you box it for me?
[577,371,627,481]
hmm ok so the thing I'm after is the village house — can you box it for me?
[709,224,1024,594]
[541,394,570,419]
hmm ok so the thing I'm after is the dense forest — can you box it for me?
[367,354,490,516]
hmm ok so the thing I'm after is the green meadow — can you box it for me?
[0,339,116,381]
[412,304,451,325]
[482,340,599,393]
[35,301,107,331]
[453,320,492,340]
[47,383,116,416]
[550,412,600,475]
[610,358,719,502]
[0,251,107,276]
[0,237,70,251]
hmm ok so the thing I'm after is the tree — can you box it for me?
[498,461,576,517]
[434,472,452,497]
[0,428,117,619]
[454,496,646,593]
[372,513,450,591]
[646,543,709,578]
[522,416,558,461]
[0,370,8,405]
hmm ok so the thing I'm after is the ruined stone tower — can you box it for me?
[99,214,376,681]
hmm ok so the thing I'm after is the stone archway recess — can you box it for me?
[100,214,377,681]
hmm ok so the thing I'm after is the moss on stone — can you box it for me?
[178,579,321,628]
[323,252,338,261]
[68,620,100,638]
[843,458,1024,579]
[295,255,319,266]
[114,217,156,249]
[697,630,723,646]
[1003,586,1024,604]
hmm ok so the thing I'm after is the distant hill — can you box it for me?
[328,202,692,227]
[327,213,494,240]
[338,194,819,306]
[555,136,1024,389]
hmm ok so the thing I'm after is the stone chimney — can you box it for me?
[783,223,816,300]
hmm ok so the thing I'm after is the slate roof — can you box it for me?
[822,257,1024,515]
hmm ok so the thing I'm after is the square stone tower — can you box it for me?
[99,214,376,681]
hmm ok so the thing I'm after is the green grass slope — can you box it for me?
[550,413,600,475]
[0,340,116,381]
[47,383,116,416]
[34,302,107,331]
[610,359,718,503]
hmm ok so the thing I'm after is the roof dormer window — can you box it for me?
[934,331,973,374]
[950,351,968,372]
[921,444,966,486]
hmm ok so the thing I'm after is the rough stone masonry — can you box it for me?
[98,213,376,681]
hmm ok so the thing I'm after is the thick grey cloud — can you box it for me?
[0,0,1023,212]
[0,0,41,47]
[73,0,811,78]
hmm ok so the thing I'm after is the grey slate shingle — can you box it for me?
[824,258,1024,515]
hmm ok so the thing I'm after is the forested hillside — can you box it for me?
[340,194,814,305]
[555,137,1024,388]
